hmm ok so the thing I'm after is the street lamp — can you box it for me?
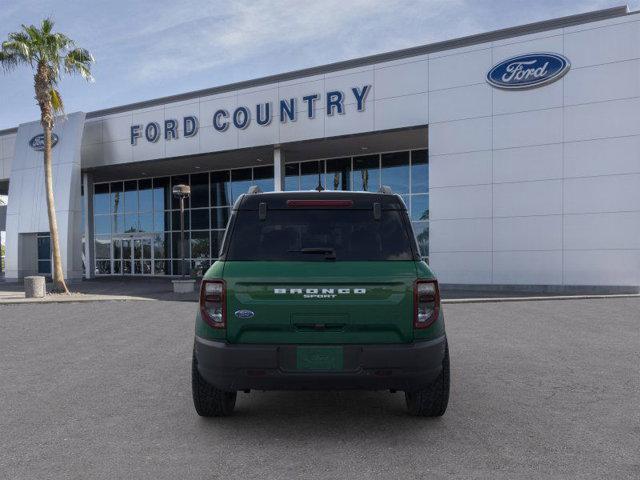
[172,184,191,278]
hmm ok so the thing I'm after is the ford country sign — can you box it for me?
[130,84,371,146]
[29,133,59,151]
[487,53,570,90]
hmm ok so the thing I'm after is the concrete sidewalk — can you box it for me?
[0,277,198,304]
[0,291,152,304]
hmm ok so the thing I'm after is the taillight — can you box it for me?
[200,280,226,328]
[414,279,440,329]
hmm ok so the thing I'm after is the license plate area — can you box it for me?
[295,346,344,371]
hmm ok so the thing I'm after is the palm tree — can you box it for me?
[0,18,93,293]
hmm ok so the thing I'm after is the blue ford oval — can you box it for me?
[234,310,255,319]
[487,53,570,90]
[29,133,59,151]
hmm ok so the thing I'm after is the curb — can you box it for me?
[2,293,639,306]
[0,295,153,305]
[442,293,640,304]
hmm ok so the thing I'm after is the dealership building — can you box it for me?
[1,5,639,291]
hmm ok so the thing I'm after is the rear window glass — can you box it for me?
[226,209,415,261]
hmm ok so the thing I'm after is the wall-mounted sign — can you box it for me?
[130,85,371,145]
[487,53,570,90]
[29,133,59,151]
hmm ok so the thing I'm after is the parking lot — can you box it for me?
[1,297,638,479]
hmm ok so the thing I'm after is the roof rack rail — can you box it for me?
[247,185,262,194]
[378,185,393,195]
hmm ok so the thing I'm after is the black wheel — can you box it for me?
[192,352,237,417]
[405,341,450,417]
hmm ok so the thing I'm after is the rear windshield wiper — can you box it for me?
[288,247,337,260]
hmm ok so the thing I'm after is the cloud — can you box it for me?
[115,0,468,82]
[1,0,639,130]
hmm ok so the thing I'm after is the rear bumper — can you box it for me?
[194,335,447,391]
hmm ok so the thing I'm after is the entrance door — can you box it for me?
[133,237,153,275]
[112,235,153,275]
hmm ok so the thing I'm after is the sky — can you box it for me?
[0,0,638,130]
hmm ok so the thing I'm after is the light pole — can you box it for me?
[172,184,191,278]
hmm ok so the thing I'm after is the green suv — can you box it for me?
[192,189,449,417]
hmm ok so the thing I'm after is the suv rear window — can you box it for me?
[226,209,415,261]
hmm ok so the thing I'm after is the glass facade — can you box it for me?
[93,148,428,276]
[285,149,429,257]
[93,165,274,276]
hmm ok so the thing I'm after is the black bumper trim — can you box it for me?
[194,336,447,391]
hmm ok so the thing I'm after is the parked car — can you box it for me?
[192,188,449,416]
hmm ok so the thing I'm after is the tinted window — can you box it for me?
[253,166,274,193]
[231,169,252,202]
[325,158,350,191]
[300,161,324,191]
[190,173,210,208]
[353,155,379,192]
[94,183,110,215]
[227,209,414,261]
[381,152,409,194]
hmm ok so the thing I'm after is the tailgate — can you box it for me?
[223,261,417,344]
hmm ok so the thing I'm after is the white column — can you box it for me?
[273,147,285,192]
[82,172,94,279]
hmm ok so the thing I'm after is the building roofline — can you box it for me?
[0,4,631,136]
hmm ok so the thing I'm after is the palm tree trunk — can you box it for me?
[43,122,68,293]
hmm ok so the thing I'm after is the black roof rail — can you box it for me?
[378,185,393,195]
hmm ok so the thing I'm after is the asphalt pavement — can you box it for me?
[1,298,638,479]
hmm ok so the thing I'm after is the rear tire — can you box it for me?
[192,352,237,417]
[405,341,450,417]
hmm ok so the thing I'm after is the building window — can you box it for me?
[284,163,299,191]
[325,158,350,191]
[381,151,410,194]
[254,165,275,193]
[300,161,324,191]
[353,155,380,192]
[231,168,252,203]
[91,150,428,276]
[294,148,429,258]
[210,171,231,207]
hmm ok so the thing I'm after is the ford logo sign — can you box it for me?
[29,133,59,151]
[234,309,255,319]
[487,53,570,90]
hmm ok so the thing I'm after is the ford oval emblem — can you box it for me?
[487,53,570,90]
[234,309,255,319]
[29,133,59,151]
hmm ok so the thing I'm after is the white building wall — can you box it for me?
[4,114,85,280]
[0,133,16,180]
[2,8,639,288]
[79,56,431,168]
[428,16,640,287]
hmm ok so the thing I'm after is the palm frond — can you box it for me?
[41,17,54,35]
[64,47,94,81]
[50,87,64,113]
[1,17,95,115]
[0,50,19,71]
[23,24,43,46]
[3,32,33,60]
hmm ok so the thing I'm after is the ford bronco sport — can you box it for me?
[192,188,449,417]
